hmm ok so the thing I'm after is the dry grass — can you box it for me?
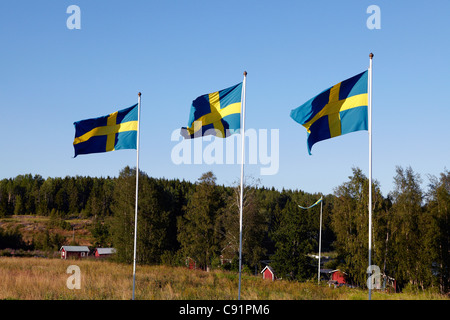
[0,257,448,300]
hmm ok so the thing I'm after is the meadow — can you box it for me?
[0,257,447,300]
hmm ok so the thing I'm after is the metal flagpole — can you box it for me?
[132,92,141,300]
[368,53,373,300]
[297,197,323,284]
[238,71,247,300]
[318,198,323,285]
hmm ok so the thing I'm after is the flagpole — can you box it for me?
[299,197,323,285]
[132,92,141,300]
[318,198,323,285]
[368,53,373,300]
[238,71,247,300]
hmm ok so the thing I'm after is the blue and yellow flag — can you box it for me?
[73,104,138,157]
[181,82,242,139]
[290,71,368,154]
[298,196,323,209]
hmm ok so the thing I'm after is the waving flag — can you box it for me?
[298,196,323,209]
[181,82,242,139]
[73,104,138,157]
[290,71,368,154]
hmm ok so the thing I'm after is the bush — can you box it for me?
[242,265,252,275]
[160,250,185,267]
[0,226,29,250]
[32,230,66,251]
[47,211,72,230]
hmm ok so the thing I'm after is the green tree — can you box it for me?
[110,167,171,264]
[0,226,29,250]
[90,218,112,247]
[219,177,267,271]
[389,166,427,290]
[13,194,24,215]
[270,199,315,281]
[55,187,69,215]
[177,171,223,270]
[0,179,13,217]
[66,177,80,214]
[11,174,40,215]
[33,229,65,251]
[37,178,53,215]
[426,170,449,293]
[331,167,385,287]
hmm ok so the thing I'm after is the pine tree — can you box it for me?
[270,199,315,281]
[110,166,171,264]
[177,171,223,270]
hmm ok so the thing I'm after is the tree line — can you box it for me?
[0,166,448,294]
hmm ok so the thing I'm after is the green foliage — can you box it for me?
[89,218,111,247]
[160,250,185,267]
[47,210,72,230]
[270,199,316,281]
[177,171,224,270]
[218,177,267,271]
[32,230,65,251]
[425,170,450,293]
[387,166,426,289]
[0,226,29,250]
[110,166,172,265]
[0,175,114,217]
[331,167,385,287]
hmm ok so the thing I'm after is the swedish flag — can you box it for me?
[298,196,323,209]
[290,71,368,154]
[73,104,138,157]
[181,82,242,139]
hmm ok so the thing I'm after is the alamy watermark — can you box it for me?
[66,265,81,289]
[66,5,81,30]
[367,265,382,289]
[65,5,380,31]
[367,5,381,30]
[171,128,280,176]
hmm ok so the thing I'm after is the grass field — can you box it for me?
[0,257,448,300]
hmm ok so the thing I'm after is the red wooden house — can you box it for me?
[330,269,347,284]
[94,247,116,258]
[261,266,277,281]
[60,246,90,260]
[186,257,197,270]
[382,274,397,293]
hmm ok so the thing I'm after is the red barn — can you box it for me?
[94,247,116,258]
[261,266,276,281]
[330,269,347,284]
[60,246,89,260]
[185,257,197,270]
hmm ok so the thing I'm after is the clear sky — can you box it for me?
[1,0,449,197]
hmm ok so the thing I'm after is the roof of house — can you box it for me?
[60,246,90,252]
[96,248,116,255]
[320,268,334,274]
[261,265,276,275]
[329,269,347,275]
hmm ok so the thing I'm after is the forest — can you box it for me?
[0,166,448,294]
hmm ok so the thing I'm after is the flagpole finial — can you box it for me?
[243,71,247,76]
[138,92,141,97]
[369,53,374,59]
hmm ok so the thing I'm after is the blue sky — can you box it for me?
[1,0,449,197]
